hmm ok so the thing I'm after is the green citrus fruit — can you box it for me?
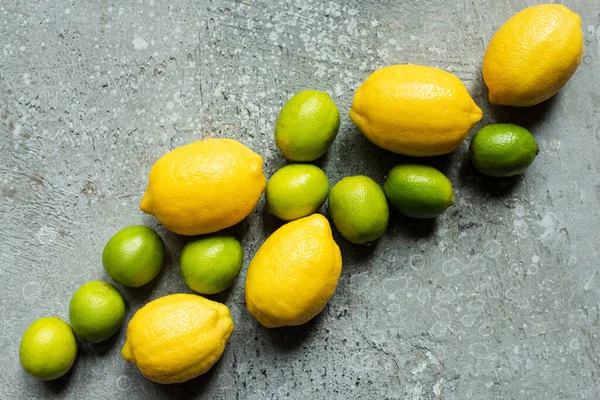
[328,175,389,244]
[180,236,244,295]
[383,164,454,218]
[19,317,77,380]
[69,281,126,343]
[275,90,340,161]
[266,164,330,221]
[102,225,165,287]
[469,123,539,177]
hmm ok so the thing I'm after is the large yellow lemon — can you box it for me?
[121,294,234,384]
[245,214,342,328]
[483,4,584,107]
[350,64,482,157]
[140,138,266,235]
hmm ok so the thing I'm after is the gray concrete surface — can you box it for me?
[1,0,600,398]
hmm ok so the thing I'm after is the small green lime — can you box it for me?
[275,90,340,161]
[102,225,165,287]
[19,317,77,381]
[180,236,244,295]
[384,164,454,219]
[69,281,126,343]
[266,164,330,221]
[469,123,539,177]
[328,175,389,244]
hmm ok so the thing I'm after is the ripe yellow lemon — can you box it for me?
[245,214,342,328]
[350,64,482,157]
[121,293,234,384]
[140,138,266,235]
[483,4,584,107]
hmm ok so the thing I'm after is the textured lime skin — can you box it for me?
[19,317,77,381]
[469,124,539,177]
[69,281,126,343]
[384,164,454,219]
[266,164,330,221]
[102,225,165,287]
[328,176,389,244]
[180,236,244,295]
[275,90,340,161]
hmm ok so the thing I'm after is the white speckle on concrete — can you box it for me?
[132,36,149,50]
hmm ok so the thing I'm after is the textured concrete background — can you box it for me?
[1,0,600,399]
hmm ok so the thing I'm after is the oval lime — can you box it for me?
[102,225,165,287]
[69,281,126,343]
[266,164,329,221]
[469,123,539,177]
[180,236,244,295]
[19,317,77,381]
[275,90,340,161]
[384,164,454,218]
[328,175,389,244]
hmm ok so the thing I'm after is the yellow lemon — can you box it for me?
[350,64,482,157]
[121,293,234,384]
[245,214,342,328]
[140,138,266,235]
[483,4,583,107]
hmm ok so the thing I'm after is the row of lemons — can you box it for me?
[20,4,583,385]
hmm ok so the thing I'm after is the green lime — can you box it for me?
[102,225,165,287]
[328,175,389,244]
[468,123,539,177]
[275,90,340,161]
[20,317,77,380]
[383,164,454,219]
[266,164,330,221]
[180,236,244,295]
[69,281,126,343]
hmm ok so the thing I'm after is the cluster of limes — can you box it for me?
[19,3,583,386]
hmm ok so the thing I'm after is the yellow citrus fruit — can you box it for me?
[328,176,389,244]
[266,164,330,221]
[121,293,234,384]
[469,123,539,177]
[383,164,454,219]
[483,4,583,107]
[245,214,342,328]
[180,236,244,295]
[69,281,126,343]
[350,64,482,157]
[275,90,340,162]
[19,317,77,381]
[102,225,165,287]
[140,138,266,235]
